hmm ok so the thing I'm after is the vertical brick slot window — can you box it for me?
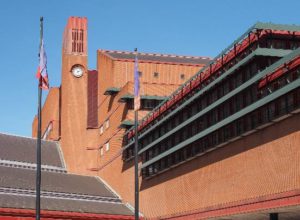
[87,70,98,128]
[71,29,84,53]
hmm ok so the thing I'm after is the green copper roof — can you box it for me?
[142,77,300,169]
[124,22,300,138]
[137,48,297,155]
[254,22,300,32]
[123,48,294,150]
[138,47,300,167]
[104,87,120,95]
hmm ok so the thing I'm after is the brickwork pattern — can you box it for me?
[98,115,300,218]
[33,17,300,220]
[32,87,60,141]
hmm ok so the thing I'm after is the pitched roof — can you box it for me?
[0,133,134,217]
[0,194,133,216]
[0,166,117,198]
[0,133,64,168]
[99,49,211,65]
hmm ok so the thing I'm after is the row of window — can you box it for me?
[122,32,300,177]
[124,55,281,158]
[141,88,300,178]
[124,66,300,162]
[125,33,299,144]
[258,36,300,50]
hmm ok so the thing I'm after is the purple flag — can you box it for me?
[36,40,49,90]
[134,55,140,111]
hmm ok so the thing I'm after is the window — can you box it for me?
[105,120,110,129]
[143,100,154,109]
[105,142,110,151]
[141,99,162,110]
[100,147,104,156]
[180,74,185,80]
[154,72,159,78]
[100,126,104,135]
[138,71,142,77]
[42,121,53,140]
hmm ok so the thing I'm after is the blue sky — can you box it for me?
[0,0,299,137]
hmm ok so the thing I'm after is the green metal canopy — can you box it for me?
[123,47,296,151]
[104,87,120,95]
[118,94,134,102]
[123,22,300,139]
[119,120,134,128]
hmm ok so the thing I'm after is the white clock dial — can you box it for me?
[71,66,84,78]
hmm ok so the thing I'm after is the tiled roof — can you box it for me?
[0,166,117,198]
[0,133,134,217]
[99,49,211,65]
[0,194,134,216]
[0,133,63,168]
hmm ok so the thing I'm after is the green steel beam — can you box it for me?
[256,48,292,57]
[254,22,300,32]
[124,22,300,137]
[136,49,294,155]
[142,95,167,100]
[141,77,300,169]
[123,48,296,151]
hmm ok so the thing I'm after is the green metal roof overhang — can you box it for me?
[123,22,300,138]
[104,87,121,95]
[136,49,296,155]
[123,48,295,151]
[119,120,134,128]
[142,77,300,169]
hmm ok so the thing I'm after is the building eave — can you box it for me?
[0,208,135,220]
[158,189,300,220]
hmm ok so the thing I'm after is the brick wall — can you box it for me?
[98,114,300,218]
[32,87,60,141]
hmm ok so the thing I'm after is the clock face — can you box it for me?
[71,65,84,78]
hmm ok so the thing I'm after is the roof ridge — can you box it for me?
[0,159,66,173]
[95,176,122,199]
[0,187,122,204]
[0,132,59,144]
[98,49,211,59]
[55,142,67,170]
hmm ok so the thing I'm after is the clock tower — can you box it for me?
[60,17,90,173]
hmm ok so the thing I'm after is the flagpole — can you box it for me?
[134,48,139,220]
[36,16,43,220]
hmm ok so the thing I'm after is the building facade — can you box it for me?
[33,18,300,219]
[32,16,210,217]
[0,133,135,219]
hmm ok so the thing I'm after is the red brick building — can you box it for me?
[0,133,135,219]
[32,17,300,219]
